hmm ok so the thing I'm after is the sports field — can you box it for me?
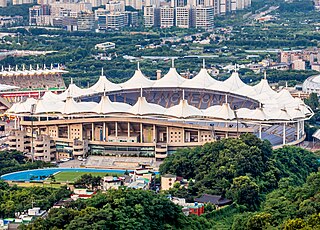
[52,171,120,182]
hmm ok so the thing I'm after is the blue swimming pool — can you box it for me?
[0,168,130,181]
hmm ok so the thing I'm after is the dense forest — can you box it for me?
[160,134,320,228]
[21,189,214,230]
[0,180,71,218]
[0,151,53,176]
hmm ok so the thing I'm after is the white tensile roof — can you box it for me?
[84,75,122,94]
[253,79,277,97]
[14,98,37,113]
[121,69,154,90]
[235,85,257,97]
[265,108,292,121]
[57,83,87,100]
[0,83,19,91]
[35,99,65,114]
[237,108,269,121]
[128,97,166,116]
[153,68,186,88]
[166,99,203,118]
[92,95,131,114]
[42,91,61,101]
[181,68,219,88]
[203,103,235,120]
[60,97,97,114]
[223,72,247,91]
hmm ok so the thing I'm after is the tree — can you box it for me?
[226,176,260,210]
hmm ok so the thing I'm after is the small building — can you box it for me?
[161,174,177,190]
[95,42,116,51]
[71,189,96,200]
[102,176,122,190]
[171,197,204,216]
[194,194,232,208]
[127,177,150,190]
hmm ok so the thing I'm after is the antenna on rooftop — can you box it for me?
[50,63,53,69]
[140,86,143,97]
[22,64,25,71]
[8,65,11,71]
[36,64,39,70]
[202,59,205,69]
[285,81,288,88]
[225,94,228,104]
[101,67,104,76]
[15,65,18,71]
[1,66,3,72]
[71,78,73,84]
[137,62,140,71]
[29,64,32,70]
[103,84,106,97]
[182,89,185,100]
[264,70,267,80]
[171,58,175,68]
[234,64,237,73]
[44,64,46,69]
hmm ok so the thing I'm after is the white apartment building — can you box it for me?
[160,6,174,28]
[125,0,143,10]
[50,2,92,17]
[176,7,191,28]
[106,1,125,13]
[192,6,214,30]
[12,0,34,5]
[144,6,156,27]
[0,0,7,7]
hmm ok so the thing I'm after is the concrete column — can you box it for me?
[259,123,262,139]
[14,117,17,129]
[91,123,94,141]
[140,123,143,143]
[68,125,70,139]
[283,123,286,145]
[198,130,201,142]
[103,122,106,141]
[297,121,300,141]
[128,122,130,137]
[166,126,169,143]
[115,122,118,137]
[182,128,185,143]
[302,120,305,135]
[153,124,156,143]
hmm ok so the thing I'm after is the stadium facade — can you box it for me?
[6,62,313,162]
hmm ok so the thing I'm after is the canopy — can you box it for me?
[84,75,122,94]
[223,72,246,91]
[121,69,154,89]
[153,68,186,88]
[166,99,203,118]
[128,97,166,116]
[92,95,131,114]
[181,68,219,88]
[203,103,235,120]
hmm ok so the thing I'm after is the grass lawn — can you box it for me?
[52,171,117,182]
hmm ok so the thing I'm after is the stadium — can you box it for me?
[303,74,320,95]
[6,61,313,162]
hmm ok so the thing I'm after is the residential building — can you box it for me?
[95,42,116,50]
[102,176,122,190]
[176,6,191,28]
[0,0,7,7]
[171,197,205,216]
[292,59,306,71]
[13,0,35,5]
[194,194,232,208]
[144,6,160,27]
[160,6,174,28]
[161,174,176,190]
[77,12,95,31]
[192,6,214,30]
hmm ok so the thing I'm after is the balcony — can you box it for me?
[155,143,167,153]
[155,153,168,159]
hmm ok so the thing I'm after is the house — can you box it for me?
[102,176,122,190]
[194,194,232,208]
[161,174,176,190]
[127,177,150,190]
[71,189,96,200]
[171,197,204,216]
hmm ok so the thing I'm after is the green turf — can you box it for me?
[52,171,112,182]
